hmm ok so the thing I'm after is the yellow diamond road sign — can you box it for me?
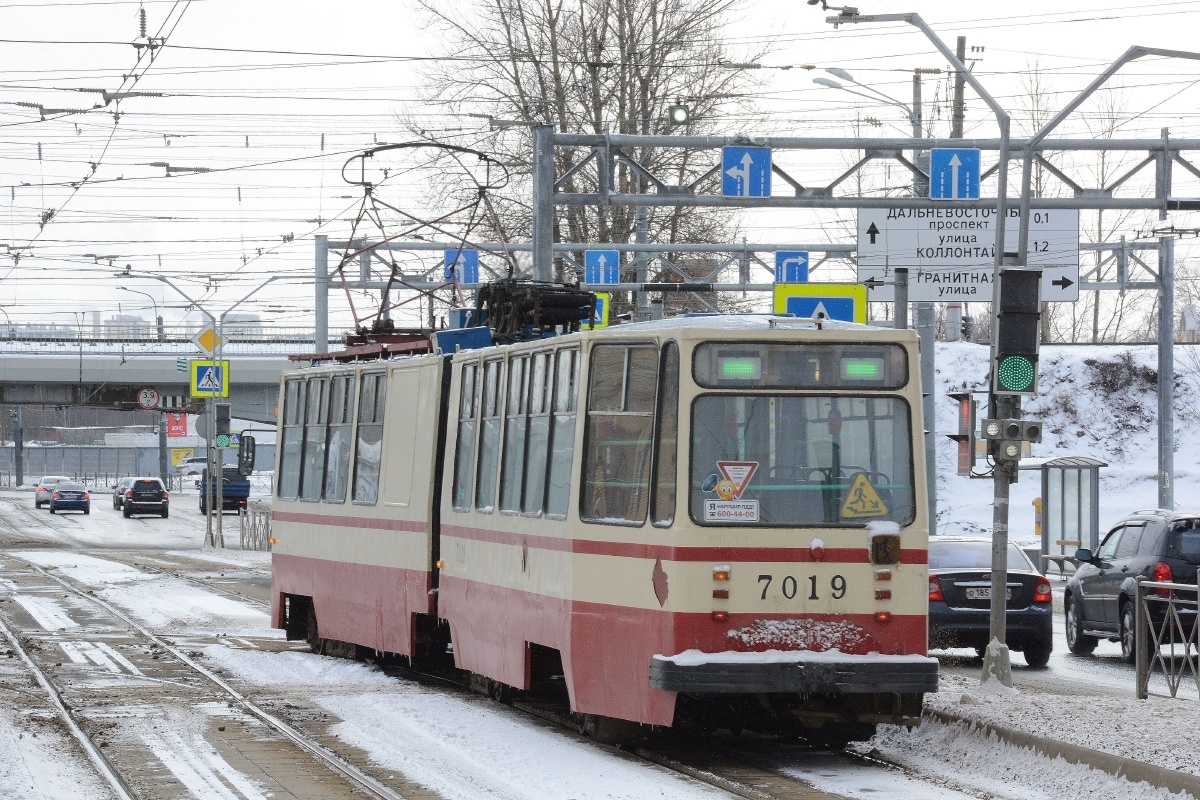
[192,325,221,356]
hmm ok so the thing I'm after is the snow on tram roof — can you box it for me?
[601,314,912,337]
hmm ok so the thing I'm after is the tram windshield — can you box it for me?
[689,395,915,527]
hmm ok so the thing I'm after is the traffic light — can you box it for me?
[216,403,231,436]
[981,418,1042,463]
[237,434,256,476]
[993,268,1042,394]
[947,391,977,476]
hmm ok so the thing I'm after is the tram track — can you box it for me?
[0,539,951,800]
[0,554,421,800]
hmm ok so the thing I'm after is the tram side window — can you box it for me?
[452,362,479,511]
[323,374,355,503]
[499,356,529,513]
[521,351,554,514]
[352,372,387,504]
[278,378,305,500]
[475,359,503,512]
[545,348,578,518]
[300,378,329,500]
[581,344,659,525]
[651,342,680,527]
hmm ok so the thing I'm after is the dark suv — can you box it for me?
[1066,509,1200,663]
[122,478,169,518]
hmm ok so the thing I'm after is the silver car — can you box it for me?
[35,475,71,509]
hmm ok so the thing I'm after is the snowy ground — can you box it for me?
[1,342,1198,799]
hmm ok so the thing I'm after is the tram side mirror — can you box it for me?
[238,435,256,476]
[1074,548,1094,564]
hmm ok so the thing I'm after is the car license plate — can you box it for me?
[965,587,1012,600]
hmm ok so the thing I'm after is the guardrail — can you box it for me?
[1135,577,1199,699]
[239,503,273,551]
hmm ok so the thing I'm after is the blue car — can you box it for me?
[928,537,1054,667]
[49,482,90,515]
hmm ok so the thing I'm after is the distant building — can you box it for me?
[222,313,263,339]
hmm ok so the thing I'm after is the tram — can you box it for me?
[270,300,936,741]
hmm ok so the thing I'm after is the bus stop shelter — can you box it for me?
[1023,456,1107,574]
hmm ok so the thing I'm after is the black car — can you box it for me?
[928,536,1054,668]
[112,477,136,509]
[122,478,169,518]
[1066,509,1200,663]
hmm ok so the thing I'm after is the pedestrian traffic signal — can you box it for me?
[947,392,977,476]
[993,269,1042,394]
[981,418,1042,463]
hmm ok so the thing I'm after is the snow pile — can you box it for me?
[934,342,1200,538]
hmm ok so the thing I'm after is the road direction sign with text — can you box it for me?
[772,283,867,323]
[857,207,1080,303]
[721,146,771,198]
[929,148,981,200]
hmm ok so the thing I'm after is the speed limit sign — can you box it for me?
[136,387,161,410]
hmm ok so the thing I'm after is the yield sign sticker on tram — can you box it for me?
[716,461,758,499]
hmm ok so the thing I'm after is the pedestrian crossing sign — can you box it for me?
[190,360,230,398]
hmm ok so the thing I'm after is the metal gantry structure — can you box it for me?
[311,11,1200,688]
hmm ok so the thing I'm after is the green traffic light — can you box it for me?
[997,354,1036,392]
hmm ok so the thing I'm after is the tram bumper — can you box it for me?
[650,650,938,695]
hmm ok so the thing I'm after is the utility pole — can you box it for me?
[13,407,22,487]
[951,36,967,139]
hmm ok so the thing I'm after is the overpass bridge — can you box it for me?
[0,334,339,424]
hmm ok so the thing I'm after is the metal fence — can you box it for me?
[1136,577,1199,700]
[239,503,273,551]
[0,445,274,490]
[0,445,161,482]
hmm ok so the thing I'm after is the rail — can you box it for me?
[239,503,272,551]
[1135,577,1199,699]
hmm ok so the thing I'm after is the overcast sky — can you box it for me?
[1,0,1197,333]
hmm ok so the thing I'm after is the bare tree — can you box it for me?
[414,0,763,282]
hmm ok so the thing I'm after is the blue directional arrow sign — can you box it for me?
[444,248,480,283]
[930,148,981,200]
[774,251,809,283]
[584,249,620,284]
[721,146,772,198]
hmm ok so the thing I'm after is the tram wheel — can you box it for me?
[305,607,323,654]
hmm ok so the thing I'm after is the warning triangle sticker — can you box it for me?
[197,367,222,392]
[840,473,889,519]
[716,461,758,499]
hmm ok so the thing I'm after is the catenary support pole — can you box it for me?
[315,235,329,355]
[158,411,168,485]
[531,125,555,283]
[1159,235,1175,510]
[13,406,22,487]
[910,69,936,535]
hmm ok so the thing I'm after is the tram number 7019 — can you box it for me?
[758,573,848,601]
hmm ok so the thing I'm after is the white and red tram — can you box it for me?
[270,314,937,739]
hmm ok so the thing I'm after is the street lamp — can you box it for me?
[816,7,1016,689]
[117,286,164,341]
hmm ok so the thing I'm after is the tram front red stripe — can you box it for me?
[441,523,926,564]
[270,511,927,565]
